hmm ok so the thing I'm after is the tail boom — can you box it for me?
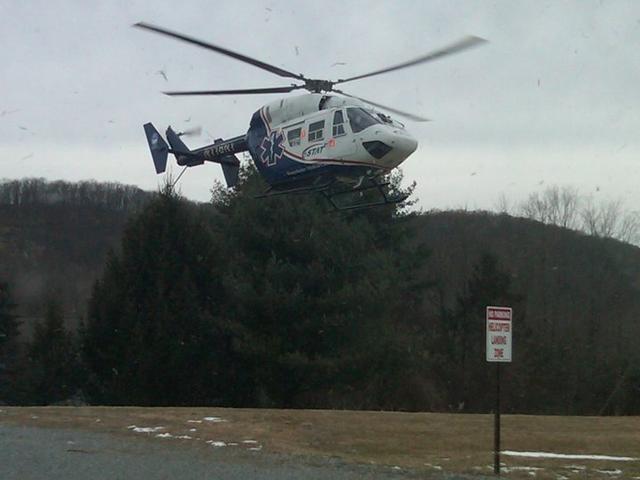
[143,123,246,187]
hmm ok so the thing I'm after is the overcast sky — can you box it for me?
[2,0,639,211]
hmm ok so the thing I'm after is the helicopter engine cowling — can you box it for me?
[262,94,325,128]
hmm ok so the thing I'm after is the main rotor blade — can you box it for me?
[134,22,306,81]
[335,36,487,85]
[334,89,430,122]
[164,85,304,96]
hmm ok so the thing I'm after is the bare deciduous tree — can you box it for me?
[616,211,640,244]
[494,193,511,215]
[520,186,581,229]
[511,186,639,246]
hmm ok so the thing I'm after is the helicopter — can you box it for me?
[136,22,486,210]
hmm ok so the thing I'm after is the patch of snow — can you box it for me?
[128,426,165,433]
[175,435,192,440]
[31,415,39,419]
[565,465,586,471]
[156,433,173,438]
[66,441,75,445]
[189,428,197,432]
[392,466,401,471]
[596,469,623,475]
[206,440,226,447]
[187,420,202,424]
[203,416,227,423]
[502,451,638,461]
[504,467,544,473]
[242,440,258,444]
[95,419,101,423]
[248,446,262,451]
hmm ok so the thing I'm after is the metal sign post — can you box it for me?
[486,306,512,476]
[494,362,501,475]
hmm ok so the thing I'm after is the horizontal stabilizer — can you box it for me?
[221,155,240,188]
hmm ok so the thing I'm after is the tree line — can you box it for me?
[0,178,151,211]
[1,172,639,414]
[497,185,640,245]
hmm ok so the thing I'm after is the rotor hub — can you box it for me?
[305,79,335,93]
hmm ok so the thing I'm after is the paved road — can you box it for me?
[0,424,481,480]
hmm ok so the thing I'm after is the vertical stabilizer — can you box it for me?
[143,123,169,174]
[165,126,189,153]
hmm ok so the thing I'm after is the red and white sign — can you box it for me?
[486,306,512,362]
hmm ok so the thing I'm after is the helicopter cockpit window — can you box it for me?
[308,120,325,142]
[332,110,345,137]
[287,127,302,147]
[347,108,380,133]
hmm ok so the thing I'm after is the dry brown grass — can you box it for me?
[1,407,639,479]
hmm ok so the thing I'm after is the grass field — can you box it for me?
[1,407,639,479]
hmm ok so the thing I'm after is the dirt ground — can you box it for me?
[1,407,639,479]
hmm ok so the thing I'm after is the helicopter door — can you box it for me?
[329,109,356,156]
[285,123,303,148]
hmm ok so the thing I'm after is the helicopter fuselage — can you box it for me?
[245,93,418,190]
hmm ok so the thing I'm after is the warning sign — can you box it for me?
[486,306,512,362]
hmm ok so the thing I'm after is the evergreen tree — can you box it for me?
[85,168,429,409]
[0,281,19,403]
[22,299,79,405]
[432,253,523,412]
[83,186,230,405]
[211,166,429,409]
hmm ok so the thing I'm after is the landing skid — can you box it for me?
[322,179,408,212]
[256,177,407,212]
[255,180,335,199]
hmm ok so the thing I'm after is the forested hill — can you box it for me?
[1,178,640,414]
[414,210,640,414]
[2,178,640,342]
[0,179,154,330]
[416,209,640,320]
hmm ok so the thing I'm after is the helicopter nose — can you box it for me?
[392,134,418,157]
[362,128,418,167]
[383,131,417,167]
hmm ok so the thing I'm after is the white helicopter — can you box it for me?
[136,22,486,210]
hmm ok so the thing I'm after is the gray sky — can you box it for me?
[2,0,639,211]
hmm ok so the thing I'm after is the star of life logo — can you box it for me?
[259,131,285,167]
